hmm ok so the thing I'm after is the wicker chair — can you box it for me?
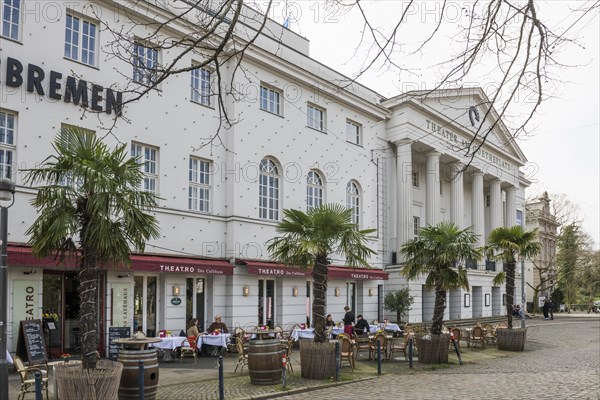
[280,337,295,372]
[180,336,199,364]
[337,333,355,370]
[353,332,371,360]
[449,327,462,350]
[388,332,410,360]
[369,331,388,361]
[468,326,485,349]
[483,323,496,345]
[234,337,248,374]
[14,356,49,400]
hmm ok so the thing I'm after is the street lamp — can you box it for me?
[0,177,15,400]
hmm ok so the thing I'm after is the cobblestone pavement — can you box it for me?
[283,319,600,400]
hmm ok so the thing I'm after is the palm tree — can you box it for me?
[400,221,483,335]
[267,204,376,342]
[487,226,541,329]
[24,127,160,369]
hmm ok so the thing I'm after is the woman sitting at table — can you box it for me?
[187,318,201,338]
[325,314,335,327]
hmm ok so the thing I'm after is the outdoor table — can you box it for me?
[112,337,162,350]
[370,323,402,332]
[291,328,314,341]
[150,336,186,362]
[197,333,232,348]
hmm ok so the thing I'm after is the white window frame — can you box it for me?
[346,119,362,146]
[0,110,16,180]
[1,0,20,41]
[259,158,280,220]
[133,42,159,85]
[191,66,212,106]
[412,171,419,188]
[131,143,158,193]
[306,171,324,211]
[64,12,98,67]
[260,85,282,115]
[346,181,361,226]
[307,104,325,132]
[188,157,211,213]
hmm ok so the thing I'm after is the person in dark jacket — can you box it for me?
[342,306,355,336]
[354,314,370,336]
[542,299,550,320]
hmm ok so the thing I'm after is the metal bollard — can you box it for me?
[138,360,145,400]
[281,350,287,389]
[218,355,224,400]
[334,341,340,381]
[408,337,413,369]
[35,371,42,400]
[377,340,381,375]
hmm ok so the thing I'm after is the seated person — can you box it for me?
[354,314,370,336]
[187,318,201,338]
[133,326,146,339]
[325,314,335,327]
[204,315,228,356]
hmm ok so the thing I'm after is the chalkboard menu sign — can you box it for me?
[16,320,48,365]
[108,326,130,360]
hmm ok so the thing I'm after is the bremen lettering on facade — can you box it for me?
[3,56,123,116]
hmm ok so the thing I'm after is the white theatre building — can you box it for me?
[1,0,528,355]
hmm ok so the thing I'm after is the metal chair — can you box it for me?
[14,356,49,400]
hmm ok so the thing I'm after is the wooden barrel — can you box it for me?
[117,349,160,400]
[247,338,282,385]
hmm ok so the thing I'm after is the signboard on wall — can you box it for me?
[13,280,39,325]
[111,283,133,327]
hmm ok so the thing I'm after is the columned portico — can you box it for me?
[396,140,413,250]
[450,163,465,228]
[426,152,441,226]
[471,171,485,248]
[505,186,517,227]
[490,179,503,229]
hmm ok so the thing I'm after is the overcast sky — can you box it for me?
[274,0,599,248]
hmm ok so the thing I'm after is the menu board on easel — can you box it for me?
[108,326,131,360]
[16,319,48,365]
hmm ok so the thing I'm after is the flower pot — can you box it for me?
[299,340,336,380]
[496,327,527,351]
[55,359,123,400]
[415,333,450,364]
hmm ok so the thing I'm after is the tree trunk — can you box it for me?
[431,285,446,335]
[79,247,99,369]
[505,262,516,329]
[396,312,402,325]
[312,255,328,343]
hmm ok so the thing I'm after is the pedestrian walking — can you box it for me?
[548,299,554,320]
[542,299,550,320]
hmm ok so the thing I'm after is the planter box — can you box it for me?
[299,340,336,380]
[496,327,527,352]
[415,333,450,364]
[56,359,123,400]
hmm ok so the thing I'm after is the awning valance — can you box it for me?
[327,266,388,281]
[237,259,388,280]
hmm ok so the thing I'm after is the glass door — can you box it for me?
[258,279,275,328]
[186,277,205,332]
[133,275,158,336]
[346,282,356,313]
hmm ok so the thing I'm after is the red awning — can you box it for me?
[130,255,234,275]
[327,266,388,281]
[238,260,308,277]
[8,245,234,275]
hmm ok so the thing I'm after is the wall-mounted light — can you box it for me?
[172,285,181,296]
[368,288,374,297]
[334,288,340,297]
[23,269,36,275]
[243,286,249,297]
[292,287,298,297]
[117,273,130,278]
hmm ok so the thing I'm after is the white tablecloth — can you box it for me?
[150,336,187,350]
[369,323,402,332]
[291,328,314,341]
[197,333,231,348]
[6,350,12,364]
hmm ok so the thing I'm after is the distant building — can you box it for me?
[525,192,559,309]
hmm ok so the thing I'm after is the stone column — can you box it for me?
[490,179,503,230]
[425,152,441,226]
[471,171,485,248]
[396,140,413,252]
[505,186,517,227]
[450,162,465,228]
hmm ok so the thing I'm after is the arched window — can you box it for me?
[306,171,324,211]
[346,181,361,226]
[259,158,280,220]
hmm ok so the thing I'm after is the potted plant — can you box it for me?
[268,204,375,379]
[486,226,541,351]
[383,287,414,329]
[400,221,482,364]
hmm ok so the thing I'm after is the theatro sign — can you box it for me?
[2,56,123,116]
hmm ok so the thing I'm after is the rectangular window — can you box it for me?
[131,143,158,193]
[346,120,361,145]
[260,85,281,115]
[413,216,420,239]
[191,67,212,106]
[64,13,97,66]
[412,171,419,188]
[486,195,490,207]
[307,104,325,131]
[1,0,20,40]
[133,43,158,85]
[188,157,211,212]
[0,110,15,179]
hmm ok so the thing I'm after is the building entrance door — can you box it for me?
[42,272,81,357]
[186,277,205,331]
[133,275,158,337]
[258,279,275,328]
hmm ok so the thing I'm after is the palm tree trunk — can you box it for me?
[79,248,99,369]
[312,255,328,343]
[431,285,446,335]
[505,262,516,329]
